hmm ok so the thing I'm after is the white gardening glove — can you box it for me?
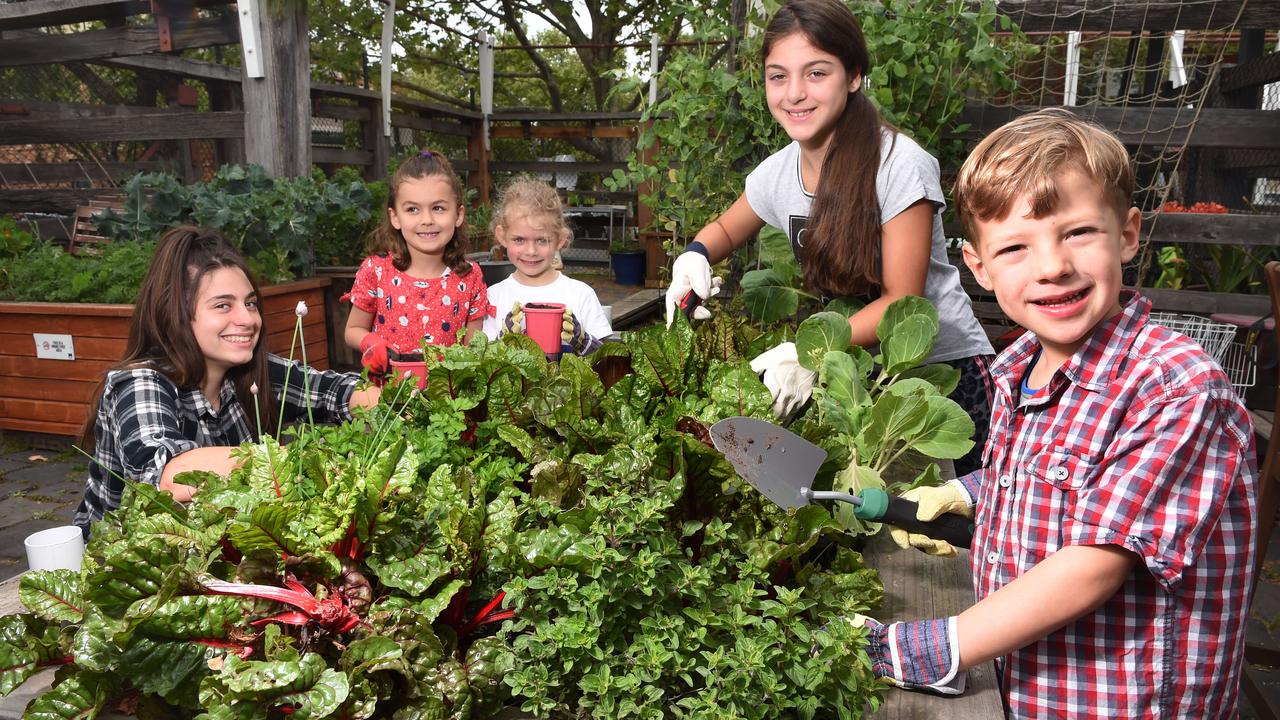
[749,341,816,419]
[664,251,721,327]
[888,480,974,557]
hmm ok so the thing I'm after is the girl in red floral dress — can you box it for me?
[343,151,489,376]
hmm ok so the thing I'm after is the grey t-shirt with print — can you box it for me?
[744,131,992,363]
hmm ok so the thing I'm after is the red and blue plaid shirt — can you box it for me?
[959,294,1257,718]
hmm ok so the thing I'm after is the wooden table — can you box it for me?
[0,536,1006,720]
[865,534,1005,718]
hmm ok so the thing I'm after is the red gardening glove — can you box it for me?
[360,333,390,375]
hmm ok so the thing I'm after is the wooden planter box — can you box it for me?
[0,278,332,437]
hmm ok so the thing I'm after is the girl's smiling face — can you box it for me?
[496,211,568,286]
[190,266,260,377]
[763,31,861,151]
[388,175,466,261]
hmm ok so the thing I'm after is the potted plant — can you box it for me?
[608,233,646,286]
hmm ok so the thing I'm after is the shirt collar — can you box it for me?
[990,292,1151,396]
[184,377,240,419]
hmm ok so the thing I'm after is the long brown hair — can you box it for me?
[763,0,893,298]
[368,150,473,277]
[80,227,276,449]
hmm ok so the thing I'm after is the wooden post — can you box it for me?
[1219,29,1268,210]
[240,0,310,178]
[467,121,491,205]
[363,95,390,180]
[635,120,666,288]
[207,79,244,167]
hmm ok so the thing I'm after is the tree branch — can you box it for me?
[391,79,473,108]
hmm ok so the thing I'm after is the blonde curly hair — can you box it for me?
[491,176,573,269]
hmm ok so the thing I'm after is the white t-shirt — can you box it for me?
[744,131,992,363]
[483,273,613,341]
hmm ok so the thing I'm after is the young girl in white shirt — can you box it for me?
[482,178,612,355]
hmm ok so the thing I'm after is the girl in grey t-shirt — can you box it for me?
[663,0,993,474]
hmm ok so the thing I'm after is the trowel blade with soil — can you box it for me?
[708,416,826,510]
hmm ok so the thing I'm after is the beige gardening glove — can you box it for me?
[561,308,600,355]
[889,480,974,557]
[500,301,526,335]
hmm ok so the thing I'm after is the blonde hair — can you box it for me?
[954,109,1134,245]
[490,176,573,245]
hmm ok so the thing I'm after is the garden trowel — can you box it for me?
[709,416,973,549]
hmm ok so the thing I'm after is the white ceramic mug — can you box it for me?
[24,526,84,572]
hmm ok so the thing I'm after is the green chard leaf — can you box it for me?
[19,571,84,624]
[21,671,111,720]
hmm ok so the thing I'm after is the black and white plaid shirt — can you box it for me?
[74,354,357,534]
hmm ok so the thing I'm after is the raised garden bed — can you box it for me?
[0,277,331,436]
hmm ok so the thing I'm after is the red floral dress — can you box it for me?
[344,254,490,355]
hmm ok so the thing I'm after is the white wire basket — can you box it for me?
[1148,312,1239,361]
[1149,312,1258,391]
[1219,341,1258,392]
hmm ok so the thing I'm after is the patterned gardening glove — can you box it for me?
[360,333,390,376]
[888,480,974,557]
[561,308,600,355]
[500,301,526,336]
[850,615,965,695]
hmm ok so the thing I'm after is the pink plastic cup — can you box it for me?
[389,359,428,390]
[523,302,566,359]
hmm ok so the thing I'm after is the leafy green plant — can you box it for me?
[311,166,384,268]
[0,295,972,719]
[96,166,383,281]
[0,241,155,304]
[737,226,865,325]
[0,216,36,260]
[0,216,38,296]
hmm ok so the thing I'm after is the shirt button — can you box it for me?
[1053,466,1069,480]
[986,552,999,564]
[998,474,1011,488]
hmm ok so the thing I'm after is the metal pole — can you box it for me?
[237,0,264,78]
[479,31,494,151]
[1064,31,1081,106]
[648,34,659,106]
[381,0,396,138]
[1168,30,1188,89]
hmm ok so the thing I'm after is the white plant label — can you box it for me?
[33,333,75,361]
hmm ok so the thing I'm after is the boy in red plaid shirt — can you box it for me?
[855,109,1259,718]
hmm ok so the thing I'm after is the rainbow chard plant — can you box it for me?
[0,298,970,720]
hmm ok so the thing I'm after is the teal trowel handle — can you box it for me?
[806,488,974,549]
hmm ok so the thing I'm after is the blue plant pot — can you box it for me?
[611,250,646,286]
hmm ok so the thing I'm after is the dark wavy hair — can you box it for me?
[368,150,473,277]
[763,0,896,298]
[80,226,276,449]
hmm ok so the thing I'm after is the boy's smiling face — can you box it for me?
[962,168,1140,371]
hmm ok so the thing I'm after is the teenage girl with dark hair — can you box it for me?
[665,0,993,473]
[74,226,379,536]
[344,150,490,378]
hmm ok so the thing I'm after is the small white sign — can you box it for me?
[33,333,75,361]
